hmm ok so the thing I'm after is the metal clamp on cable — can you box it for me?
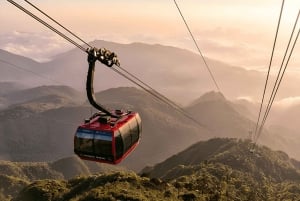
[86,47,120,67]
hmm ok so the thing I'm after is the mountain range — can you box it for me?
[1,83,300,173]
[2,40,300,104]
[0,84,209,171]
[1,41,300,200]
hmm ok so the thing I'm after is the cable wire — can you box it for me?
[173,0,220,92]
[7,0,86,52]
[0,58,65,85]
[117,65,190,117]
[23,0,179,114]
[253,0,285,141]
[255,12,300,143]
[113,67,205,127]
[7,0,205,129]
[24,0,92,49]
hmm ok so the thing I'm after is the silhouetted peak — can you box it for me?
[200,91,226,101]
[189,91,226,107]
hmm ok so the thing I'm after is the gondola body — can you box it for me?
[74,110,142,164]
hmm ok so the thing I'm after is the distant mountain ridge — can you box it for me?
[2,40,300,104]
[3,85,84,106]
[186,91,254,138]
[0,85,208,171]
[0,85,84,119]
[1,85,300,172]
[0,82,28,96]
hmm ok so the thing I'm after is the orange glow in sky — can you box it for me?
[0,0,299,69]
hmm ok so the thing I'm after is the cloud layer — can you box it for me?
[0,31,72,62]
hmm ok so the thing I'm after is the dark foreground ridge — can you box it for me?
[2,138,300,201]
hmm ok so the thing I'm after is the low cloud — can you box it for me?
[1,28,299,73]
[0,31,72,61]
[236,96,255,102]
[274,97,300,108]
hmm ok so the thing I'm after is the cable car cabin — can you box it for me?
[74,47,141,164]
[74,110,142,164]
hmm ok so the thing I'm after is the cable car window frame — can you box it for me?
[93,130,113,160]
[128,117,139,144]
[119,123,132,153]
[75,129,94,154]
[115,130,124,160]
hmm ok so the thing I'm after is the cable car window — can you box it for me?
[94,131,113,159]
[115,131,124,159]
[119,124,131,152]
[129,118,139,143]
[75,129,94,154]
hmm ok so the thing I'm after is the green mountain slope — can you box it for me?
[144,138,300,182]
[0,156,124,200]
[11,138,300,201]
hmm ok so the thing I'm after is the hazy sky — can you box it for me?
[0,0,300,71]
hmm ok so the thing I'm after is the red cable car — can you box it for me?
[74,48,142,164]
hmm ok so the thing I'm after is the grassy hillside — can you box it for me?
[0,161,62,200]
[144,138,300,181]
[0,156,124,200]
[50,156,126,180]
[11,138,300,201]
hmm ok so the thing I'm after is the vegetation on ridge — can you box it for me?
[7,138,300,201]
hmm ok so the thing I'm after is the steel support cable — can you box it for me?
[24,0,92,49]
[173,0,220,92]
[0,58,63,85]
[253,0,285,141]
[24,0,187,116]
[21,0,186,116]
[117,65,189,116]
[255,14,300,143]
[23,0,178,111]
[7,0,86,52]
[256,10,300,141]
[0,58,90,126]
[112,67,205,128]
[7,0,205,128]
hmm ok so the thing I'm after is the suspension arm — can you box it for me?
[86,48,120,117]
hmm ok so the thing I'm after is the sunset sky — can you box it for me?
[1,0,299,71]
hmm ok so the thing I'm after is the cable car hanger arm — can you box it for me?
[86,47,120,118]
